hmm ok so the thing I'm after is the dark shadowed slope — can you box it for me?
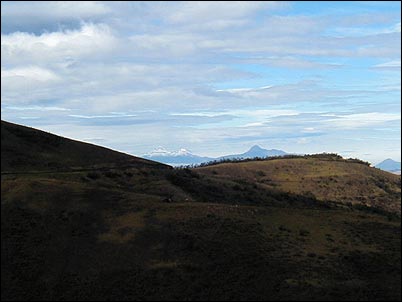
[1,120,168,172]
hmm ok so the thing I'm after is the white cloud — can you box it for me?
[1,23,117,64]
[373,60,401,70]
[216,85,273,93]
[327,112,401,128]
[1,66,60,82]
[0,2,400,159]
[5,106,70,111]
[395,22,401,33]
[165,1,285,24]
[302,127,317,133]
[239,122,267,128]
[69,114,137,119]
[239,56,343,69]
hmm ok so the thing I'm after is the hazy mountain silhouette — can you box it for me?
[375,158,401,173]
[218,145,288,160]
[143,145,288,165]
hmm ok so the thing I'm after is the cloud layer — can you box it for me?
[1,1,401,163]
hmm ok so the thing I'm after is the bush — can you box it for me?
[104,171,120,178]
[299,229,310,236]
[87,172,100,180]
[232,184,242,191]
[346,158,371,166]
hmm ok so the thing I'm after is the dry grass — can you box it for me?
[197,158,401,213]
[98,210,146,244]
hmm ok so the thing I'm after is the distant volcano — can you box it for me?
[375,159,401,173]
[218,145,288,160]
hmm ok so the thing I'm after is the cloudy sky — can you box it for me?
[1,1,401,163]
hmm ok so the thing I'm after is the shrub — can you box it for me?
[87,172,100,180]
[233,184,242,191]
[104,171,120,178]
[299,229,310,236]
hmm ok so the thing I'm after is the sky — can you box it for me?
[1,1,401,164]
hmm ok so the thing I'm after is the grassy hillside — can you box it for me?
[196,157,401,213]
[1,120,167,172]
[2,171,401,301]
[1,121,401,301]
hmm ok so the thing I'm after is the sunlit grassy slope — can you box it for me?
[1,120,401,301]
[196,158,401,213]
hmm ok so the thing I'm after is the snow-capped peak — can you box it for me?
[144,147,171,157]
[174,148,192,156]
[144,147,194,157]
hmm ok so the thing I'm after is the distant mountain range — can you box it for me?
[143,145,288,166]
[375,159,401,174]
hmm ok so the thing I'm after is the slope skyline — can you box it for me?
[2,117,399,170]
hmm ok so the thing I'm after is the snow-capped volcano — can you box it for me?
[175,148,193,156]
[143,147,213,165]
[144,147,194,157]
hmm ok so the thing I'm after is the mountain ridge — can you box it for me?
[218,145,288,160]
[143,147,214,165]
[143,145,288,166]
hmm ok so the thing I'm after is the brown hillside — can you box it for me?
[196,157,401,213]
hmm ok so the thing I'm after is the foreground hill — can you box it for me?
[196,155,401,214]
[1,120,167,172]
[1,121,401,301]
